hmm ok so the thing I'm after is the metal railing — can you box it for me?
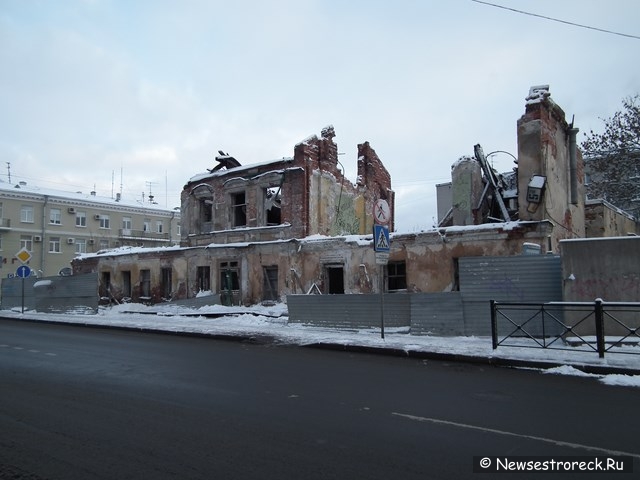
[491,300,640,358]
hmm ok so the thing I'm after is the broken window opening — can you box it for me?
[265,186,282,226]
[196,266,211,293]
[231,192,247,227]
[140,269,151,298]
[161,267,172,300]
[262,266,279,302]
[386,261,407,291]
[122,271,132,298]
[220,261,240,305]
[324,264,345,294]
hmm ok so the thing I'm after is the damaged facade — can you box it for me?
[72,87,638,307]
[181,125,394,246]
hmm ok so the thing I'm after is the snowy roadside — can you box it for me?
[2,302,640,387]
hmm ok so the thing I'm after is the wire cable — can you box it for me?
[471,0,640,40]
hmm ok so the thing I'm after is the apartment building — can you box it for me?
[1,180,180,277]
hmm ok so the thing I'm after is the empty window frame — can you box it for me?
[231,192,247,227]
[386,261,407,291]
[262,266,278,301]
[324,264,345,294]
[122,271,132,298]
[264,186,282,226]
[219,261,240,305]
[161,267,172,299]
[196,266,211,293]
[140,269,151,298]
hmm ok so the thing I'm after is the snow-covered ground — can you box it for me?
[2,302,639,388]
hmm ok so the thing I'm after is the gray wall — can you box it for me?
[288,255,563,337]
[2,274,98,314]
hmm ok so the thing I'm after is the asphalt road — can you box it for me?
[1,318,639,480]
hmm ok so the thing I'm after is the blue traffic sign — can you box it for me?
[16,265,32,278]
[373,224,390,253]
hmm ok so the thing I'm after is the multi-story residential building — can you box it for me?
[0,180,180,277]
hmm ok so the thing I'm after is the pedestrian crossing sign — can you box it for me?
[373,224,390,252]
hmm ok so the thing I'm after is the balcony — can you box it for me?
[119,228,170,242]
[0,218,10,230]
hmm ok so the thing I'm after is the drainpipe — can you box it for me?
[569,127,579,205]
[41,195,49,275]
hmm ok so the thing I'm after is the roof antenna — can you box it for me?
[6,162,10,184]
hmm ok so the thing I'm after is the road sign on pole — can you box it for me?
[15,247,32,264]
[373,199,391,225]
[16,265,32,278]
[373,225,390,253]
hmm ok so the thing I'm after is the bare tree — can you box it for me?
[581,95,640,216]
[581,95,640,156]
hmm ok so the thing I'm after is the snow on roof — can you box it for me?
[0,180,179,213]
[188,157,295,184]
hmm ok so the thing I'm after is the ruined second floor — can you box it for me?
[180,126,394,246]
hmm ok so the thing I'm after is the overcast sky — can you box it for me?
[1,0,639,232]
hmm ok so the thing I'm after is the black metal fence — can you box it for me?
[491,300,640,358]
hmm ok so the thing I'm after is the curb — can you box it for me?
[2,315,639,376]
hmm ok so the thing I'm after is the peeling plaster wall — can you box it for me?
[73,221,555,305]
[181,126,392,246]
[585,200,640,237]
[517,87,585,251]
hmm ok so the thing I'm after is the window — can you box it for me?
[263,266,278,301]
[161,267,172,299]
[50,208,62,225]
[122,217,132,230]
[99,215,110,229]
[20,235,33,251]
[264,187,282,226]
[324,264,345,294]
[196,266,211,292]
[75,239,87,254]
[143,220,151,232]
[140,269,151,298]
[101,272,111,299]
[156,221,163,234]
[220,261,240,305]
[177,224,181,236]
[99,239,109,250]
[0,233,3,250]
[0,202,3,221]
[231,192,246,227]
[21,205,34,223]
[122,271,132,298]
[386,261,407,291]
[49,237,61,253]
[76,211,86,227]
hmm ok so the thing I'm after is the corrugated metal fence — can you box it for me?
[288,255,562,336]
[1,273,99,314]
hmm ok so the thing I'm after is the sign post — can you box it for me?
[16,265,32,314]
[373,199,391,339]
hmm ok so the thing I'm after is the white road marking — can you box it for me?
[391,412,640,459]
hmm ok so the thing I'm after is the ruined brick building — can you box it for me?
[181,125,394,246]
[72,86,637,306]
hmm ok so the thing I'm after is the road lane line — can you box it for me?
[391,412,640,459]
